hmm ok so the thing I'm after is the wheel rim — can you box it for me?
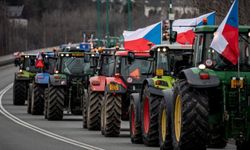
[174,95,182,142]
[131,107,135,135]
[143,97,150,134]
[161,108,167,142]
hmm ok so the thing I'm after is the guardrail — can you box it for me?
[0,47,58,67]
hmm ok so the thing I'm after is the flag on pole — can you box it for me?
[35,52,44,68]
[123,22,161,51]
[210,0,239,65]
[173,12,216,44]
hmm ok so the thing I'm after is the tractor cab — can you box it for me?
[148,44,193,90]
[193,25,250,71]
[114,50,153,93]
[17,54,39,77]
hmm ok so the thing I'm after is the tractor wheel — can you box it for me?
[27,83,33,114]
[82,90,87,129]
[31,83,45,115]
[101,93,122,137]
[172,79,208,150]
[207,125,227,148]
[129,96,142,144]
[87,90,103,130]
[141,85,161,146]
[159,98,172,150]
[44,88,49,119]
[13,79,27,105]
[47,86,64,120]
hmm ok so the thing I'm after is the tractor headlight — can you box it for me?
[55,70,59,74]
[19,69,23,73]
[61,80,66,85]
[198,64,206,70]
[231,77,244,89]
[248,32,250,37]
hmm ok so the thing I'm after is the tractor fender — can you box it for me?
[130,93,141,123]
[162,89,173,119]
[142,78,164,97]
[14,72,31,81]
[89,76,106,92]
[179,67,220,88]
[49,74,67,86]
[35,73,50,84]
[105,77,127,94]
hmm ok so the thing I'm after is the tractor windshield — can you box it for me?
[201,33,250,71]
[100,55,115,76]
[157,50,192,75]
[21,56,39,73]
[60,57,92,75]
[44,58,57,74]
[119,57,153,84]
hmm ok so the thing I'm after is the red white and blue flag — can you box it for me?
[123,22,161,51]
[173,12,216,45]
[210,0,239,65]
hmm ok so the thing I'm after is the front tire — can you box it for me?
[172,80,208,150]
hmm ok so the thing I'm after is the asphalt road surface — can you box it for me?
[0,64,236,150]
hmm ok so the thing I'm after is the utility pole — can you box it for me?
[168,0,174,44]
[127,0,132,30]
[106,0,110,47]
[97,0,101,47]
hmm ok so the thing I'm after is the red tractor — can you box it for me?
[100,50,153,137]
[83,48,117,130]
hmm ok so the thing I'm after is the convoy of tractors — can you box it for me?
[12,14,250,150]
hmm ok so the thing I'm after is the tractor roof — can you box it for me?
[115,50,150,57]
[194,25,250,33]
[151,44,193,51]
[21,54,36,57]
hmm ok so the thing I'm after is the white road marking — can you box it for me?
[0,84,105,150]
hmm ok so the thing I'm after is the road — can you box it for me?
[0,64,236,150]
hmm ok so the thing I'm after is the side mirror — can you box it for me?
[128,52,135,63]
[170,31,177,43]
[149,50,155,57]
[84,55,90,63]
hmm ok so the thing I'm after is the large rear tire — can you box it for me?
[27,83,32,114]
[101,93,122,137]
[129,96,142,144]
[172,80,208,150]
[44,88,49,119]
[31,83,45,115]
[141,85,161,146]
[87,90,103,130]
[13,79,27,105]
[82,90,88,129]
[159,98,172,150]
[47,86,65,120]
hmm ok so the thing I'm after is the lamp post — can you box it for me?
[97,0,101,47]
[128,0,132,30]
[106,0,110,47]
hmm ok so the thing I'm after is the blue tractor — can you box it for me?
[27,52,57,115]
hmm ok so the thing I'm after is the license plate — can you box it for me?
[109,84,119,91]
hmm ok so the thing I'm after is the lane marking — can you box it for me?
[0,84,105,150]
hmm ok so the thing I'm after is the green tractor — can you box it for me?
[159,25,250,150]
[13,54,39,105]
[44,45,94,120]
[129,44,193,146]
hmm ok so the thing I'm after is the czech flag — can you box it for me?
[173,12,216,45]
[35,52,44,68]
[210,0,239,65]
[123,22,161,51]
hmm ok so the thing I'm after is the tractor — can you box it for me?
[100,50,155,137]
[44,44,94,120]
[159,25,250,150]
[129,44,193,146]
[13,54,39,105]
[83,48,117,130]
[27,52,57,115]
